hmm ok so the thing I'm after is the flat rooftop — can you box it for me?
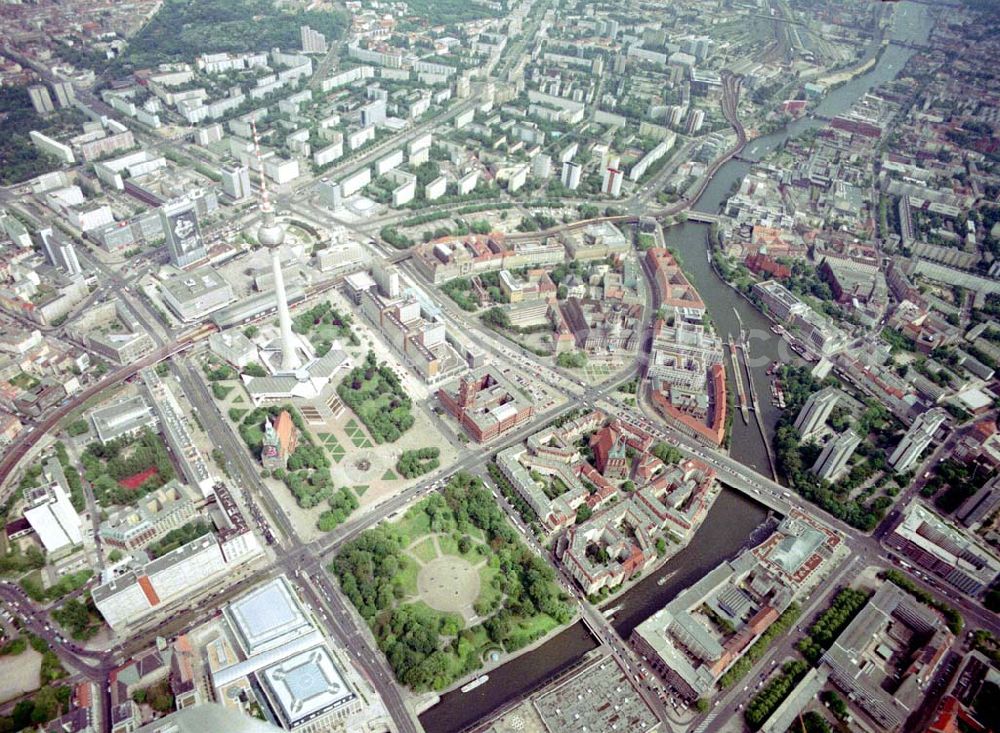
[533,654,658,733]
[225,576,314,656]
[259,645,355,728]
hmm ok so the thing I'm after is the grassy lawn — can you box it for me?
[477,563,502,611]
[508,613,560,649]
[318,433,347,462]
[10,372,40,390]
[395,505,432,542]
[211,383,235,400]
[437,534,461,558]
[397,556,420,596]
[344,419,374,448]
[22,569,43,589]
[411,538,439,564]
[381,469,398,481]
[352,484,368,496]
[442,625,491,681]
[582,363,614,382]
[438,533,485,561]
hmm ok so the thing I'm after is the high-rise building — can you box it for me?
[793,387,839,440]
[602,155,623,197]
[360,98,386,128]
[38,227,82,276]
[889,408,947,473]
[28,85,54,115]
[561,161,582,191]
[0,209,32,248]
[220,166,252,201]
[300,25,328,54]
[686,108,705,134]
[160,198,207,268]
[531,153,552,179]
[811,429,861,481]
[51,81,76,108]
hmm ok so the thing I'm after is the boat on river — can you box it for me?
[461,675,489,693]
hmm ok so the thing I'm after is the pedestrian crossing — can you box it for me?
[693,709,720,733]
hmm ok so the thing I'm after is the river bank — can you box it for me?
[416,5,936,731]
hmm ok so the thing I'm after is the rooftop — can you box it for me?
[259,646,356,728]
[225,576,314,656]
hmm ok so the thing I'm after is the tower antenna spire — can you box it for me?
[248,120,299,371]
[250,120,273,216]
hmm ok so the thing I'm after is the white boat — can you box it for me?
[461,675,489,693]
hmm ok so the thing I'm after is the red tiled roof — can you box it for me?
[137,575,160,606]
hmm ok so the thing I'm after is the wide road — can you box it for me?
[171,357,419,733]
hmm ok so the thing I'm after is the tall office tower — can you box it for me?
[602,155,623,197]
[51,81,76,108]
[160,198,208,268]
[38,228,82,276]
[561,161,582,191]
[300,25,328,54]
[811,429,862,481]
[28,85,55,115]
[221,166,252,201]
[252,123,301,372]
[793,386,839,440]
[888,408,948,473]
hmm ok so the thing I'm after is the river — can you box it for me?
[418,489,770,733]
[418,4,935,731]
[670,0,935,475]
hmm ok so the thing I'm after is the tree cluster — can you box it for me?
[51,598,102,641]
[744,660,809,729]
[82,429,176,505]
[556,351,588,369]
[331,473,570,692]
[147,521,211,559]
[113,0,347,71]
[441,278,479,312]
[651,443,683,465]
[291,300,359,350]
[795,587,870,663]
[380,226,414,249]
[54,442,86,512]
[397,448,441,479]
[718,603,800,688]
[0,683,72,731]
[21,570,92,604]
[317,487,358,532]
[337,351,415,443]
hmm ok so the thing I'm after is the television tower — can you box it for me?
[251,122,301,372]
